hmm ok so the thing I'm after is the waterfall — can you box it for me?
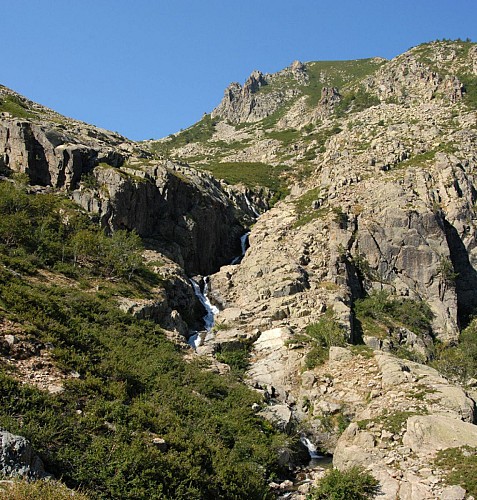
[231,232,250,265]
[300,436,322,459]
[244,194,260,218]
[188,277,219,348]
[188,225,252,348]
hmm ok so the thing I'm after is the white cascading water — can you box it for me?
[188,230,251,348]
[244,194,260,218]
[230,232,250,265]
[188,277,219,348]
[300,436,322,459]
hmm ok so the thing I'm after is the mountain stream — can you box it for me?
[188,231,250,348]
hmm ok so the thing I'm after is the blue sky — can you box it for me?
[2,0,477,140]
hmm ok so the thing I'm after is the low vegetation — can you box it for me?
[354,291,434,340]
[0,180,290,499]
[432,317,477,383]
[0,480,89,500]
[357,409,426,436]
[302,58,385,108]
[290,309,347,369]
[196,161,289,191]
[293,187,327,228]
[309,466,380,499]
[0,180,143,281]
[334,89,380,117]
[435,446,477,497]
[215,340,253,377]
[0,93,36,120]
[150,114,218,156]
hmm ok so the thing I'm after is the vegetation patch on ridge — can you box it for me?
[0,93,36,120]
[197,160,289,191]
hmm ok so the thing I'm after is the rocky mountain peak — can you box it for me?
[244,69,267,93]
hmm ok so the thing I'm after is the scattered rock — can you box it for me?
[0,430,49,479]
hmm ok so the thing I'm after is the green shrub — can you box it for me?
[302,310,347,369]
[0,180,144,280]
[293,187,327,228]
[354,291,433,337]
[436,256,458,287]
[196,161,289,191]
[310,466,380,499]
[215,344,251,375]
[150,114,218,156]
[433,318,477,382]
[335,89,380,117]
[0,94,36,119]
[0,276,288,498]
[435,446,477,496]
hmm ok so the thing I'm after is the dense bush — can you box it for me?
[0,181,142,280]
[335,89,380,117]
[310,466,380,499]
[0,274,288,498]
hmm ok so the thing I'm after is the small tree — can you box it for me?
[436,256,458,287]
[103,230,143,280]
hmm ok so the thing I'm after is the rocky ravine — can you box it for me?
[191,41,477,497]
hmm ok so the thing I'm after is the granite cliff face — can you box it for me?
[155,40,477,497]
[71,161,245,276]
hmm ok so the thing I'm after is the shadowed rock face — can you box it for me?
[72,163,245,276]
[0,114,248,277]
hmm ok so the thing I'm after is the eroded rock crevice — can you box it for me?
[442,216,477,327]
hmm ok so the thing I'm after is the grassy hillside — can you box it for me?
[0,179,290,499]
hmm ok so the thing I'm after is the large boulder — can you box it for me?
[403,415,477,454]
[0,430,49,479]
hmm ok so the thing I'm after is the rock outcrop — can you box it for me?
[71,161,246,276]
[211,68,300,124]
[0,88,250,276]
[0,430,49,479]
